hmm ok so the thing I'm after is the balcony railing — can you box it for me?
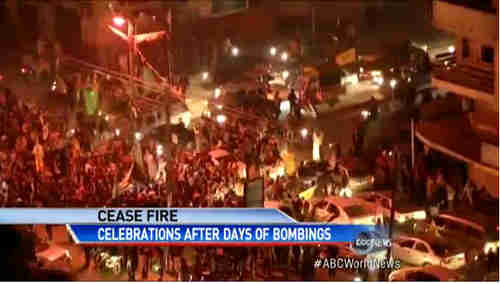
[432,64,495,95]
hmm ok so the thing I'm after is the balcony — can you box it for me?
[416,115,498,174]
[432,65,495,103]
[433,0,497,43]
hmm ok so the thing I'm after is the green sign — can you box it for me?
[84,89,99,116]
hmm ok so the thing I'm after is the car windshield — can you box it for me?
[435,217,486,242]
[406,271,440,281]
[343,205,367,217]
[428,240,457,257]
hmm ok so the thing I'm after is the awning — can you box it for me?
[416,116,499,177]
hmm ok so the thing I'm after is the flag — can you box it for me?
[299,185,317,200]
[336,48,356,66]
[119,163,134,191]
[134,31,168,43]
[109,25,168,44]
[108,25,128,41]
[84,89,99,116]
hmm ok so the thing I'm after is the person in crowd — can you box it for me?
[461,179,476,206]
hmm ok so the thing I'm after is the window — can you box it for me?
[415,243,428,253]
[462,39,470,58]
[396,239,414,248]
[343,205,366,217]
[326,204,340,220]
[326,203,338,214]
[407,272,440,281]
[481,46,494,63]
[316,200,328,209]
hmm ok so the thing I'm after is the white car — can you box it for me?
[415,213,495,261]
[391,236,466,270]
[313,196,379,225]
[389,265,462,281]
[356,191,426,223]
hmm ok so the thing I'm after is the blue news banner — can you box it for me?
[0,208,385,246]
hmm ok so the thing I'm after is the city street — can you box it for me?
[0,0,498,282]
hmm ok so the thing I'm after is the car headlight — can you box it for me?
[484,241,499,255]
[339,187,352,198]
[411,210,426,220]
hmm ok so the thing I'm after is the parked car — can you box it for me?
[298,158,375,198]
[388,265,462,281]
[391,235,466,270]
[414,213,497,263]
[297,160,329,189]
[312,196,378,224]
[356,191,426,223]
[36,244,73,274]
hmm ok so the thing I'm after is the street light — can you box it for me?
[231,47,239,56]
[112,15,135,98]
[390,79,397,89]
[270,46,277,56]
[113,16,126,27]
[115,128,120,137]
[135,132,143,141]
[448,45,455,53]
[281,52,288,62]
[202,72,209,80]
[300,128,308,138]
[214,87,221,98]
[282,70,290,80]
[390,79,397,101]
[216,114,227,124]
[156,144,163,156]
[361,110,371,120]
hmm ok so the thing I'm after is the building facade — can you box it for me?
[417,0,499,196]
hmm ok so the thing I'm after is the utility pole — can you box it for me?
[411,118,415,169]
[167,8,173,84]
[127,19,135,97]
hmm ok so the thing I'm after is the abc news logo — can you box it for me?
[355,238,391,248]
[350,231,391,255]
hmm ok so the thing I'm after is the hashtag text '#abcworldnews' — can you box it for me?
[314,257,401,271]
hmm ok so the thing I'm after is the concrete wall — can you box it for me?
[455,36,496,73]
[469,101,499,138]
[496,41,498,112]
[433,0,496,44]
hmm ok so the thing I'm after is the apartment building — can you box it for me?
[416,0,499,196]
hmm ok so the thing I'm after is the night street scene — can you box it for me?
[0,0,498,281]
